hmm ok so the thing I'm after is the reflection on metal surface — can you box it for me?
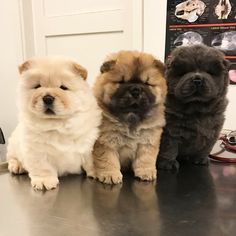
[1,164,236,235]
[174,31,203,47]
[0,174,161,236]
[215,0,232,19]
[175,0,206,23]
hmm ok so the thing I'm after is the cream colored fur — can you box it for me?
[7,57,101,190]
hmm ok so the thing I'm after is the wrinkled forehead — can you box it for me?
[175,46,222,60]
[115,54,155,76]
[21,67,77,87]
[171,54,225,74]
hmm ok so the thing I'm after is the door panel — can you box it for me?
[46,32,127,83]
[26,0,142,84]
[44,0,124,17]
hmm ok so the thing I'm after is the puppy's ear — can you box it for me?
[100,60,116,73]
[18,60,32,74]
[153,59,165,76]
[73,63,87,80]
[223,59,231,70]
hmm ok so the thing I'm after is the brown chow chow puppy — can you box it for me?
[93,51,167,184]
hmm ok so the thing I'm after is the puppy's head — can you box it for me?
[94,51,166,125]
[18,57,90,119]
[166,45,230,103]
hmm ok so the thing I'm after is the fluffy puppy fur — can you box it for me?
[157,45,229,170]
[7,57,101,190]
[93,51,167,184]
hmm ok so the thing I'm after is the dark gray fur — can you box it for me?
[157,45,229,170]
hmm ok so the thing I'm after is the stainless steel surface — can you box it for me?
[0,145,6,162]
[0,163,236,236]
[0,162,7,172]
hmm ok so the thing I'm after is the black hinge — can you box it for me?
[0,128,5,144]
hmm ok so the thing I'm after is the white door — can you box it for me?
[22,0,143,84]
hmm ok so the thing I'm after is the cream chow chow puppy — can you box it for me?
[7,57,101,190]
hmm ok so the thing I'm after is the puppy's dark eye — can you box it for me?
[207,62,223,76]
[34,84,41,89]
[171,62,188,77]
[207,70,218,76]
[60,85,68,90]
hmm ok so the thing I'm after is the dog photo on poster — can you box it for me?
[165,0,236,84]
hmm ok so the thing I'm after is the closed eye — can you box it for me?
[145,82,155,86]
[118,80,125,84]
[206,63,223,76]
[60,85,68,90]
[117,76,125,84]
[144,77,154,86]
[207,70,219,76]
[34,84,41,89]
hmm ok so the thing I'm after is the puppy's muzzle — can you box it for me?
[43,95,55,115]
[129,85,142,99]
[192,74,203,88]
[43,95,55,107]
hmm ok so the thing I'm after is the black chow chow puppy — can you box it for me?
[157,45,229,170]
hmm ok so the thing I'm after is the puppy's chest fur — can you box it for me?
[20,118,98,175]
[99,118,158,165]
[28,129,89,153]
[166,111,224,153]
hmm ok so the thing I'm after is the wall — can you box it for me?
[225,86,236,129]
[0,0,235,145]
[0,1,23,141]
[143,0,167,61]
[143,0,236,130]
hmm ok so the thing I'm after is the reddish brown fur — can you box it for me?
[92,51,167,184]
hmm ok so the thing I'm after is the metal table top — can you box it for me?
[0,162,236,236]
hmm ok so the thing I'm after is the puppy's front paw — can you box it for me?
[86,169,96,179]
[96,171,122,185]
[134,168,157,181]
[157,158,179,171]
[192,156,209,165]
[31,176,59,190]
[8,158,26,174]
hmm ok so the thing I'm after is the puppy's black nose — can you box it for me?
[130,86,142,98]
[43,95,54,105]
[192,75,203,87]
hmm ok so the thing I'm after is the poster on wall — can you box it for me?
[165,0,236,84]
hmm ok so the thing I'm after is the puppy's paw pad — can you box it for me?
[157,159,179,171]
[31,176,59,190]
[8,159,26,174]
[134,168,157,181]
[97,171,123,185]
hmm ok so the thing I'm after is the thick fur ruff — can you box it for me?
[93,50,167,184]
[157,45,229,170]
[7,57,101,190]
